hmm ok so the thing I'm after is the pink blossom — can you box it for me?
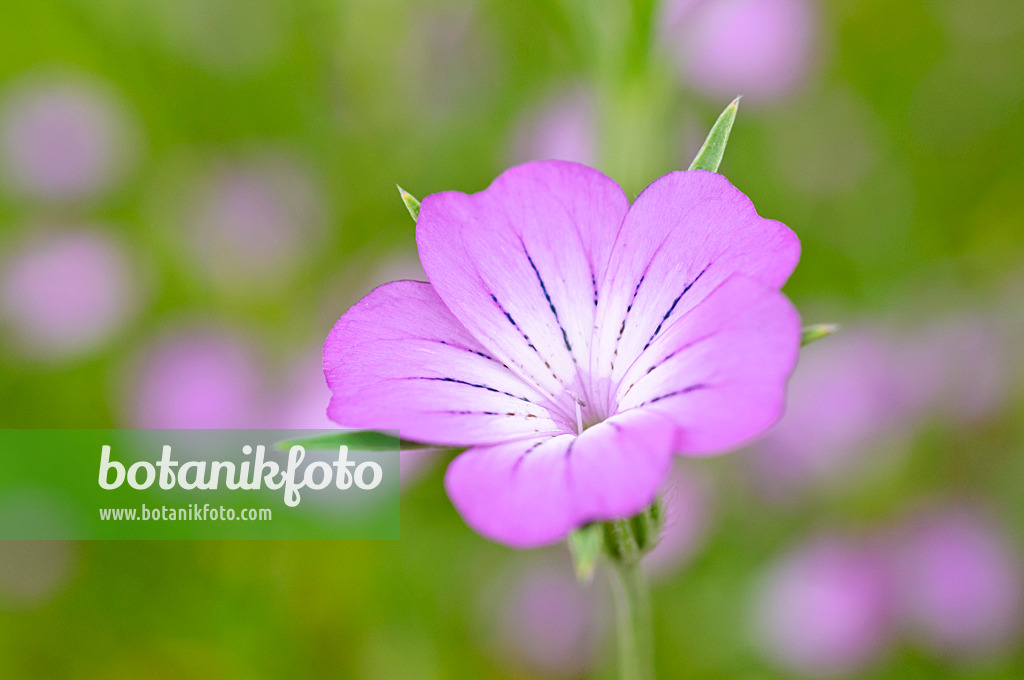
[123,325,266,428]
[753,535,896,677]
[179,151,326,293]
[899,318,1007,424]
[480,561,608,677]
[0,540,78,611]
[273,354,340,431]
[151,0,289,75]
[747,329,918,501]
[0,74,137,201]
[0,493,79,611]
[0,228,141,360]
[510,86,597,166]
[663,0,820,103]
[324,161,800,547]
[893,506,1023,659]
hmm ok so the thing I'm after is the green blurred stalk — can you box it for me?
[560,0,674,194]
[609,560,655,680]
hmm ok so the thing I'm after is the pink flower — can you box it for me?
[480,560,609,677]
[178,150,327,293]
[747,328,918,501]
[510,86,597,167]
[0,73,138,201]
[324,161,800,547]
[0,540,78,611]
[662,0,820,104]
[753,535,896,677]
[123,325,266,428]
[0,227,141,360]
[894,506,1023,660]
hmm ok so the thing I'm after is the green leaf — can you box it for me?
[801,323,840,347]
[397,185,420,222]
[274,430,430,452]
[688,97,740,173]
[568,523,605,584]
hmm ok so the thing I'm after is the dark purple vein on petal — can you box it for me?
[642,265,710,351]
[638,382,710,407]
[522,245,574,358]
[487,290,565,389]
[490,293,538,352]
[435,339,500,363]
[511,440,547,474]
[429,409,540,418]
[410,376,536,404]
[617,333,717,402]
[645,332,717,375]
[606,240,667,370]
[608,274,646,371]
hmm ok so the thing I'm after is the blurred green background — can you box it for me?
[1,0,1023,678]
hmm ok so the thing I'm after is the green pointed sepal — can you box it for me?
[800,323,840,347]
[689,97,740,173]
[397,185,420,223]
[568,499,664,584]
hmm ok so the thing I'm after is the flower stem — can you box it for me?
[609,559,655,680]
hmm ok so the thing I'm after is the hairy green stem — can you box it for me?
[609,560,655,680]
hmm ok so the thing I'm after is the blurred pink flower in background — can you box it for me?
[900,317,1008,424]
[747,315,1011,503]
[399,4,501,122]
[661,0,821,103]
[747,329,919,501]
[0,228,141,361]
[753,534,895,677]
[395,448,440,489]
[0,73,138,201]
[0,491,79,610]
[996,267,1024,391]
[123,325,266,428]
[644,463,714,580]
[273,354,337,431]
[151,0,290,75]
[179,150,326,293]
[893,506,1023,660]
[480,560,608,678]
[510,86,597,166]
[0,541,78,611]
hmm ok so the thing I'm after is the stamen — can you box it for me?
[568,390,587,435]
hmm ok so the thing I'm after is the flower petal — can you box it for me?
[591,170,799,414]
[416,161,629,423]
[444,408,677,548]
[616,275,801,454]
[324,280,564,445]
